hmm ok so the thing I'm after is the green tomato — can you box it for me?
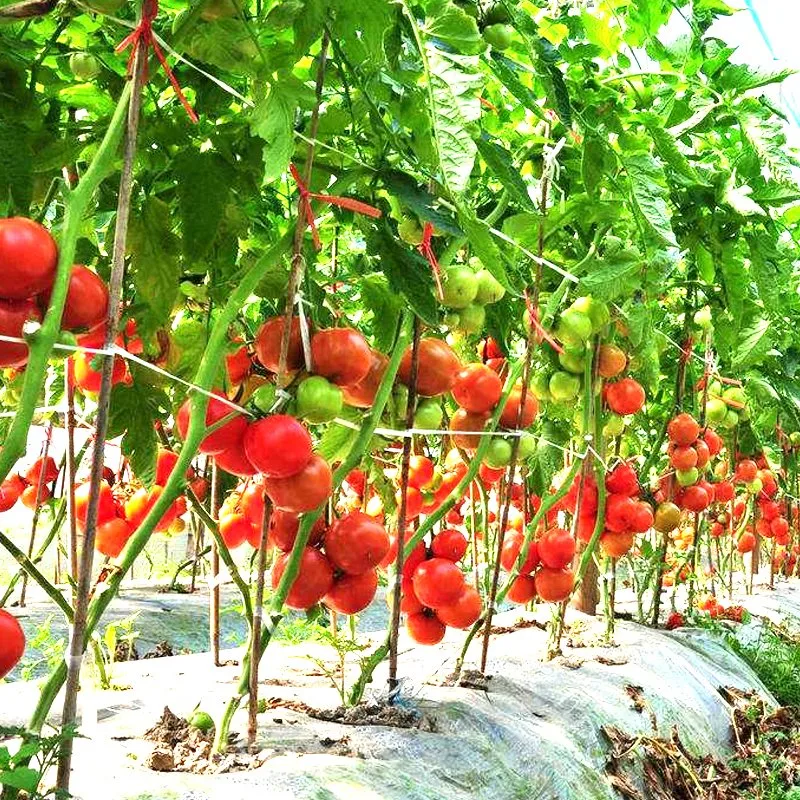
[549,371,581,402]
[676,468,699,487]
[69,53,101,81]
[517,432,536,459]
[441,266,478,309]
[531,371,551,402]
[720,409,739,430]
[398,216,423,246]
[296,376,343,424]
[569,296,610,333]
[746,478,763,495]
[705,398,727,426]
[558,346,585,375]
[414,399,443,430]
[250,383,277,414]
[722,386,746,407]
[693,306,713,330]
[189,710,214,732]
[483,23,513,50]
[790,431,800,447]
[443,312,461,328]
[707,379,723,398]
[457,303,486,334]
[603,413,625,438]
[484,438,512,468]
[556,310,593,345]
[484,1,510,23]
[474,269,506,305]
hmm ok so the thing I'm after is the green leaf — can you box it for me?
[732,318,772,370]
[167,319,209,382]
[0,119,32,214]
[746,233,786,314]
[578,254,642,302]
[738,108,795,182]
[369,224,438,326]
[128,198,181,338]
[58,84,114,115]
[721,174,765,217]
[456,205,511,290]
[250,84,296,185]
[487,54,545,121]
[581,10,621,57]
[622,153,677,247]
[294,0,326,55]
[0,767,39,792]
[424,0,484,54]
[719,64,795,92]
[318,412,361,463]
[533,38,571,126]
[107,382,170,487]
[581,135,607,197]
[641,115,702,183]
[360,273,403,353]
[173,151,231,260]
[718,242,747,321]
[186,19,262,75]
[476,137,534,210]
[381,170,462,235]
[330,0,395,65]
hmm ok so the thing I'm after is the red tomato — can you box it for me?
[124,486,186,532]
[0,474,25,511]
[0,217,58,300]
[499,384,538,429]
[507,574,537,604]
[324,512,390,575]
[95,518,132,558]
[398,338,461,397]
[760,500,780,522]
[537,528,575,570]
[0,609,26,679]
[263,454,332,513]
[412,557,465,608]
[214,433,258,477]
[21,483,50,509]
[605,462,639,496]
[681,485,710,512]
[74,480,117,532]
[629,501,654,533]
[45,265,108,331]
[667,413,700,446]
[268,509,326,551]
[600,530,634,558]
[449,408,489,451]
[670,446,698,471]
[176,391,248,455]
[605,493,637,532]
[24,456,59,487]
[72,349,128,394]
[226,343,251,385]
[239,480,266,526]
[431,528,469,562]
[452,363,503,414]
[605,378,645,416]
[324,569,378,615]
[715,480,734,503]
[271,547,334,610]
[436,587,482,629]
[0,298,41,367]
[394,485,423,520]
[190,477,209,502]
[254,315,303,373]
[345,468,366,495]
[155,448,180,485]
[694,440,710,469]
[218,513,251,550]
[771,517,789,538]
[534,567,574,602]
[407,455,434,489]
[703,428,723,456]
[500,530,539,573]
[406,612,446,645]
[311,327,371,387]
[737,531,756,553]
[243,415,312,478]
[399,576,424,614]
[341,350,388,408]
[576,512,597,543]
[479,463,505,485]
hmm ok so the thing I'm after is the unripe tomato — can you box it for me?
[254,315,304,374]
[95,518,132,558]
[296,375,343,423]
[263,454,332,513]
[342,350,388,408]
[311,327,371,387]
[0,217,58,300]
[451,363,502,413]
[324,569,379,615]
[414,398,444,429]
[69,52,101,80]
[0,609,26,679]
[272,548,334,610]
[441,266,478,309]
[436,586,482,629]
[406,612,446,645]
[412,558,466,608]
[0,299,41,367]
[398,338,461,397]
[483,23,514,50]
[597,345,627,378]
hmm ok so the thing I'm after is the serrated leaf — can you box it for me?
[0,767,39,792]
[186,19,262,75]
[381,170,462,235]
[581,135,607,197]
[330,0,395,64]
[722,174,765,217]
[642,115,702,183]
[368,224,438,326]
[476,137,534,210]
[424,0,484,54]
[456,205,511,290]
[487,54,546,121]
[360,273,402,352]
[718,243,747,321]
[294,0,326,54]
[578,255,642,302]
[173,151,230,260]
[751,183,800,207]
[318,414,360,463]
[732,318,771,370]
[719,64,795,92]
[738,108,795,182]
[621,301,652,348]
[746,233,785,314]
[0,119,32,214]
[622,153,677,247]
[581,10,621,57]
[250,85,296,185]
[166,319,208,382]
[128,198,181,338]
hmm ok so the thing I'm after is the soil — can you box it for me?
[603,687,800,799]
[310,700,437,731]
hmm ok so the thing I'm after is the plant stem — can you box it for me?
[248,500,271,747]
[209,463,221,666]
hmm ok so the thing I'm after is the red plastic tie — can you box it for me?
[524,290,563,354]
[116,0,198,123]
[289,163,382,250]
[679,335,694,366]
[418,222,444,300]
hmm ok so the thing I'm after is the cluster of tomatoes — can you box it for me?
[0,454,60,513]
[0,217,116,380]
